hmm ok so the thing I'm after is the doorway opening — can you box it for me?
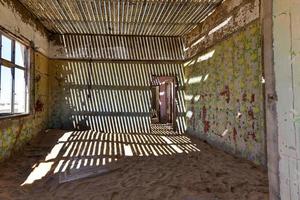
[151,76,177,131]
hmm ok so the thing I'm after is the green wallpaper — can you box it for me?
[184,21,265,165]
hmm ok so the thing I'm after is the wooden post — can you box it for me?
[262,0,280,199]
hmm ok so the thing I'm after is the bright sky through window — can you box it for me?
[0,33,28,116]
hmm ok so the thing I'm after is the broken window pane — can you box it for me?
[14,68,26,113]
[0,66,12,114]
[1,35,12,61]
[15,41,25,67]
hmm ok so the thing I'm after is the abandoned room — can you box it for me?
[0,0,298,199]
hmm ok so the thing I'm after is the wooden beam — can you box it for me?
[262,0,280,199]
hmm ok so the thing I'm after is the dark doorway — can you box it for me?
[151,76,176,130]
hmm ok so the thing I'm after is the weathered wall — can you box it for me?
[184,21,265,165]
[49,60,186,133]
[273,0,300,199]
[0,0,50,162]
[0,0,49,54]
[0,52,49,162]
[184,0,260,60]
[48,29,186,133]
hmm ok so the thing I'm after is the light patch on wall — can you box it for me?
[203,74,209,81]
[194,95,200,102]
[184,60,195,67]
[191,36,205,48]
[222,129,229,137]
[200,8,216,23]
[261,76,265,84]
[186,110,193,119]
[197,50,215,63]
[188,76,203,84]
[186,111,193,119]
[236,112,242,119]
[185,95,194,101]
[184,78,188,84]
[208,16,232,35]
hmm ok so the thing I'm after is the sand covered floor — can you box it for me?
[0,124,269,200]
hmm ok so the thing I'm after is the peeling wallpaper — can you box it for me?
[0,0,49,55]
[184,21,265,165]
[0,53,49,162]
[184,0,260,60]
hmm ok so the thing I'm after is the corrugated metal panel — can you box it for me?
[18,0,222,36]
[52,34,184,60]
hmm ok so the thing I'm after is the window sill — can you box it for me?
[0,113,30,121]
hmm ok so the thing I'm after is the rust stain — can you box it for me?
[248,132,257,141]
[250,94,255,103]
[35,99,44,112]
[202,106,207,121]
[204,121,210,133]
[233,127,237,143]
[184,20,265,165]
[202,106,210,133]
[220,85,230,103]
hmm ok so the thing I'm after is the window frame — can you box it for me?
[0,30,30,119]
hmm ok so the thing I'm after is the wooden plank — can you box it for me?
[273,0,300,199]
[273,1,296,157]
[291,1,300,198]
[279,156,292,200]
[262,0,280,198]
[289,157,299,200]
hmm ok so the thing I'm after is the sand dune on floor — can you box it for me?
[0,127,268,200]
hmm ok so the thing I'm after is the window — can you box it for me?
[0,33,29,116]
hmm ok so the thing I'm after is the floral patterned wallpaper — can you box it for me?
[184,21,265,165]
